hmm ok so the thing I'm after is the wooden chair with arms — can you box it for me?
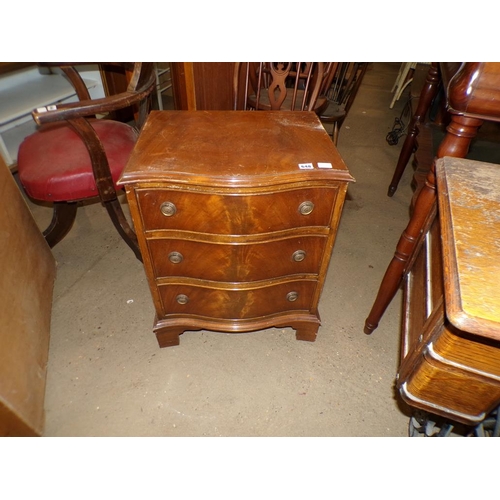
[233,62,326,111]
[16,62,156,262]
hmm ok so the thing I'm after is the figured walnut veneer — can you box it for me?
[119,110,353,347]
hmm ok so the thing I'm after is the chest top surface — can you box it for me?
[437,156,500,341]
[119,110,354,188]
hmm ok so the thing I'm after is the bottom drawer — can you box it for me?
[400,345,500,424]
[157,280,317,320]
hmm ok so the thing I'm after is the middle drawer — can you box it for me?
[147,235,327,282]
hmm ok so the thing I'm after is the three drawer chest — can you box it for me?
[119,111,354,347]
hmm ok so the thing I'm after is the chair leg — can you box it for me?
[43,202,78,248]
[364,114,483,334]
[332,122,339,146]
[104,198,143,262]
[387,63,441,197]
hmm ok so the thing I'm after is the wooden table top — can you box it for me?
[437,156,500,341]
[119,111,354,188]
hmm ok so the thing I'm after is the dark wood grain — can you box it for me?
[136,187,338,233]
[120,111,353,347]
[148,235,327,282]
[170,62,234,110]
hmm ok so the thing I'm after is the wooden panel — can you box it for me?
[170,63,234,110]
[429,217,444,310]
[401,214,444,360]
[405,236,427,351]
[193,62,234,110]
[404,354,500,422]
[0,156,56,436]
[433,324,500,377]
[170,62,195,110]
[99,63,134,122]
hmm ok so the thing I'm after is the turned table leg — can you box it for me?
[387,62,440,197]
[365,114,483,334]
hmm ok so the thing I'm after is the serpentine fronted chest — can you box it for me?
[119,110,354,347]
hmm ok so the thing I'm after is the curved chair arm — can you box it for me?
[29,62,156,204]
[17,62,154,261]
[32,62,155,126]
[32,89,152,125]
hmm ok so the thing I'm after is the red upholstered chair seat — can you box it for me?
[18,119,138,202]
[14,62,155,261]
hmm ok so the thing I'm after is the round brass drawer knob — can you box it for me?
[298,201,314,215]
[176,294,189,305]
[292,250,306,262]
[286,291,299,302]
[160,201,177,217]
[168,251,183,264]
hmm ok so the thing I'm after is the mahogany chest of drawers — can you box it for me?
[398,157,500,425]
[119,111,353,347]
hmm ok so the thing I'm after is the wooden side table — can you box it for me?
[397,156,500,425]
[119,111,354,347]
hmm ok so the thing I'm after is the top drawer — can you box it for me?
[136,186,338,234]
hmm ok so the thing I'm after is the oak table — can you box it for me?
[398,156,500,426]
[119,110,354,347]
